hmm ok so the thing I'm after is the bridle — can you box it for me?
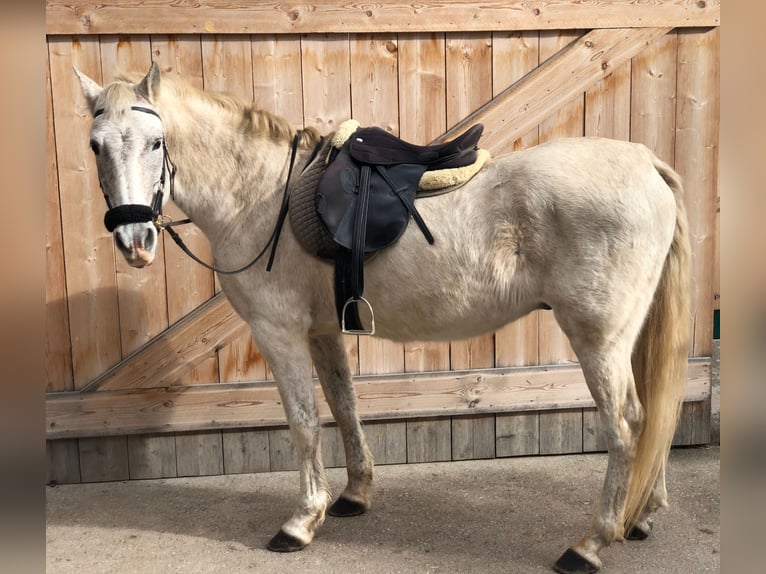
[95,104,303,275]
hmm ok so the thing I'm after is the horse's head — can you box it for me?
[75,63,170,268]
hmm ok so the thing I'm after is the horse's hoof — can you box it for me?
[327,496,367,517]
[553,548,600,574]
[266,530,307,552]
[626,524,651,540]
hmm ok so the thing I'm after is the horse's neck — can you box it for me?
[162,103,294,247]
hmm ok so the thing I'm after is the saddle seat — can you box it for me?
[334,120,485,170]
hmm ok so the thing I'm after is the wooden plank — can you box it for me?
[537,30,583,365]
[350,33,408,377]
[585,58,632,140]
[222,429,271,474]
[350,33,399,133]
[451,414,496,460]
[496,412,539,457]
[46,359,711,438]
[268,429,298,471]
[127,433,177,479]
[78,436,129,482]
[200,35,271,384]
[301,33,352,134]
[45,45,74,393]
[151,34,220,385]
[398,33,451,373]
[251,34,304,127]
[49,36,123,388]
[675,27,719,357]
[46,439,81,484]
[175,431,224,476]
[446,32,496,371]
[407,418,451,463]
[540,408,583,454]
[438,27,672,155]
[301,33,361,377]
[582,408,607,452]
[46,1,721,35]
[100,35,172,357]
[321,425,347,468]
[630,30,678,166]
[82,292,248,392]
[363,420,407,465]
[673,399,712,446]
[492,31,541,369]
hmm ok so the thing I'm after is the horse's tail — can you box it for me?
[623,157,692,530]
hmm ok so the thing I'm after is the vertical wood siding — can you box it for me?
[45,24,718,482]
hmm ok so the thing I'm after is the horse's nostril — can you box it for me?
[144,227,155,251]
[115,230,131,253]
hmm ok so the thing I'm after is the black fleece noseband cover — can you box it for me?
[104,204,154,232]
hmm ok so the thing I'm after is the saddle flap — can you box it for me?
[316,146,425,253]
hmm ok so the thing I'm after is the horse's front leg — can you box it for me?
[255,329,332,552]
[310,333,374,517]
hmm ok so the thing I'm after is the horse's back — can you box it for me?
[364,137,678,341]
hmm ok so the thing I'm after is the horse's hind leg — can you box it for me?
[552,331,644,573]
[310,333,374,517]
[626,461,668,540]
[254,329,332,552]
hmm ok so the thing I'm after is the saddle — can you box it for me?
[289,121,487,334]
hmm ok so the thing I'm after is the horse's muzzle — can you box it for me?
[113,222,157,267]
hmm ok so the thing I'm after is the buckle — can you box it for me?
[341,297,375,335]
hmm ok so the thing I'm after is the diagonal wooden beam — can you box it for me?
[80,26,671,393]
[437,27,672,151]
[83,292,248,392]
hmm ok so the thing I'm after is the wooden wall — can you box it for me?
[45,2,720,483]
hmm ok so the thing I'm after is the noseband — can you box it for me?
[95,104,304,275]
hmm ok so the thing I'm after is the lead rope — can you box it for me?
[158,130,303,275]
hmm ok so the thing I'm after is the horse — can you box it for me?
[74,62,691,574]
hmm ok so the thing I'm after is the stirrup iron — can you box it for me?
[341,297,375,335]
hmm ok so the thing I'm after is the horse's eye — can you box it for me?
[152,139,162,151]
[90,140,100,155]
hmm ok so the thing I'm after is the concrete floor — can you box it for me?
[46,446,719,574]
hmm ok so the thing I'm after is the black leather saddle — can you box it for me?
[315,123,484,334]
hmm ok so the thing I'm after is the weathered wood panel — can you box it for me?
[152,35,219,386]
[45,46,74,393]
[537,29,583,366]
[46,1,721,35]
[496,412,539,457]
[78,436,129,482]
[675,27,719,356]
[222,429,271,474]
[492,30,541,369]
[49,37,123,389]
[45,21,717,481]
[127,433,177,479]
[47,360,711,438]
[175,431,224,476]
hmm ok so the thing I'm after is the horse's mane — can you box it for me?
[113,69,321,148]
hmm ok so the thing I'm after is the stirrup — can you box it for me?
[341,296,375,336]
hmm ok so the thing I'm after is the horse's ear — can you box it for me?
[73,66,103,116]
[136,61,161,103]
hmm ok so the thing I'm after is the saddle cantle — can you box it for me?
[289,121,487,334]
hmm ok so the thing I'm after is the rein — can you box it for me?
[97,104,303,275]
